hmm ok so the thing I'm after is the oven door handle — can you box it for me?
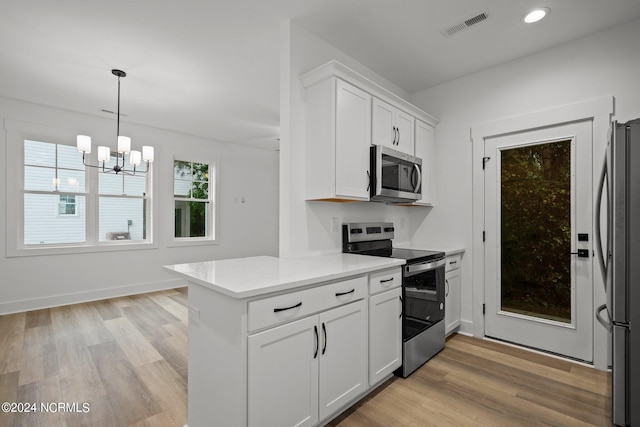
[405,258,446,276]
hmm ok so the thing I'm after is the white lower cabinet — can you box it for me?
[368,287,402,385]
[444,255,462,335]
[248,316,319,427]
[248,300,367,427]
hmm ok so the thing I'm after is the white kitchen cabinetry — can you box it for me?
[248,316,319,427]
[445,254,462,335]
[414,120,435,206]
[368,267,402,385]
[304,77,371,201]
[248,300,367,427]
[301,61,439,203]
[165,254,406,427]
[372,98,415,155]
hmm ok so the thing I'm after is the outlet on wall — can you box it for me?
[331,217,340,233]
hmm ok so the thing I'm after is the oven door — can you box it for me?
[371,145,422,203]
[402,258,445,341]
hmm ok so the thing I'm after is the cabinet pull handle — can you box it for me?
[445,279,450,297]
[396,128,400,145]
[380,277,394,284]
[450,260,457,265]
[366,170,371,192]
[335,289,355,297]
[273,302,302,313]
[392,126,398,145]
[399,296,403,319]
[313,325,319,359]
[322,322,327,355]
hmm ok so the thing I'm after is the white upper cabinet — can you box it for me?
[304,78,371,201]
[372,98,414,155]
[301,60,438,203]
[414,120,435,206]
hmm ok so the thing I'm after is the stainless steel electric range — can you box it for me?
[342,222,446,377]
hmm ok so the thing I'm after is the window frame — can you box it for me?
[170,156,218,246]
[6,119,158,257]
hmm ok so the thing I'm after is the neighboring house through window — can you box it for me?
[58,195,77,215]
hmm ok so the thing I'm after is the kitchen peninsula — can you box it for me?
[164,254,406,427]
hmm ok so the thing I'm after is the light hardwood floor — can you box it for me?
[0,288,612,426]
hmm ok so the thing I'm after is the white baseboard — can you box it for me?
[458,319,475,336]
[0,278,186,315]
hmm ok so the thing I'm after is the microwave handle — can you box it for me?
[413,164,422,193]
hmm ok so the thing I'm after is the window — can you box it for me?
[99,153,149,241]
[20,138,151,249]
[58,195,77,215]
[24,140,86,244]
[173,160,214,240]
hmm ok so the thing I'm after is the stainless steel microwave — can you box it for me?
[370,145,422,203]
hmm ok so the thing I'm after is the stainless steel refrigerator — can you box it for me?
[596,119,639,427]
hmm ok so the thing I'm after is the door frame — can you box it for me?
[470,96,612,370]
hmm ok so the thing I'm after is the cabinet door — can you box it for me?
[335,80,371,200]
[318,300,367,421]
[372,98,396,149]
[414,120,434,206]
[445,269,461,335]
[248,316,319,427]
[394,110,415,155]
[369,287,402,385]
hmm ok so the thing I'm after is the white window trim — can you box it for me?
[5,119,158,257]
[168,155,219,247]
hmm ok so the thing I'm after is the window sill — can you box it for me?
[166,238,219,248]
[7,241,159,258]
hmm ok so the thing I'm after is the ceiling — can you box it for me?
[2,0,640,151]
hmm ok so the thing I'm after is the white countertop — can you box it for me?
[396,245,465,257]
[164,254,405,299]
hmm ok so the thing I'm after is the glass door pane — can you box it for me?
[500,140,572,323]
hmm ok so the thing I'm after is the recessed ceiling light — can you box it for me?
[523,7,550,24]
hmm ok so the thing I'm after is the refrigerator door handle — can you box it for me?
[594,153,610,288]
[595,303,611,332]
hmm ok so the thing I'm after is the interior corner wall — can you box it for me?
[279,22,431,257]
[0,97,279,315]
[408,19,640,368]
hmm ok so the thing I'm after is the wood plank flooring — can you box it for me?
[0,288,612,426]
[329,334,612,427]
[0,288,188,427]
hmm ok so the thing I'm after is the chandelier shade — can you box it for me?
[76,69,154,175]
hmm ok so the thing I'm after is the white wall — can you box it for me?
[409,19,640,369]
[0,97,279,314]
[279,22,431,257]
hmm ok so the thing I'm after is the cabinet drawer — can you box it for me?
[248,276,367,332]
[369,268,402,295]
[445,254,461,272]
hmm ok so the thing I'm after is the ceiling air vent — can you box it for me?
[441,10,491,38]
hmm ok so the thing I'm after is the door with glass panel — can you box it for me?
[484,121,593,362]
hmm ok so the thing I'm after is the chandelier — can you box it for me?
[76,69,154,175]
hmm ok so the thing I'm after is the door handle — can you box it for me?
[313,325,319,359]
[570,249,590,258]
[321,322,327,355]
[399,296,403,319]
